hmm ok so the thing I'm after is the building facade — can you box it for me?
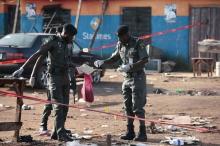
[0,0,220,68]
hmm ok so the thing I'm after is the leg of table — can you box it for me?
[192,60,196,77]
[13,81,24,142]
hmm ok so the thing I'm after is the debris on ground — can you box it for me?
[22,104,34,110]
[153,88,164,94]
[83,129,93,134]
[161,136,200,145]
[19,135,33,142]
[161,61,176,72]
[147,115,218,134]
[71,133,93,140]
[101,124,109,128]
[162,89,218,96]
[66,141,98,146]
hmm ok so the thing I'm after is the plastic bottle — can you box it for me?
[169,138,184,146]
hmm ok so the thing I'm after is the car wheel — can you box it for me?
[35,65,47,89]
[92,71,101,84]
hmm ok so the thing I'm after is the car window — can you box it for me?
[0,34,38,48]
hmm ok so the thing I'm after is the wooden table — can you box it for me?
[0,78,26,142]
[192,58,214,77]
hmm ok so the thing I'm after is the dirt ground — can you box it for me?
[0,70,220,146]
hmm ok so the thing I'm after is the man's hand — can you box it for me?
[12,67,24,77]
[29,77,35,87]
[94,60,104,68]
[117,64,131,73]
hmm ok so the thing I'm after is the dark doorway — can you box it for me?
[121,7,151,43]
[189,7,220,61]
[6,5,20,34]
[42,5,71,33]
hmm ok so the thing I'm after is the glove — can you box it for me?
[117,64,131,73]
[12,67,24,77]
[94,60,104,68]
[29,77,35,87]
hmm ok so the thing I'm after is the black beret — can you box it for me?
[117,25,129,36]
[63,23,77,35]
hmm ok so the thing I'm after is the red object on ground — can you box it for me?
[81,74,94,103]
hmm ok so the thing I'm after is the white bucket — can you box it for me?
[216,62,220,77]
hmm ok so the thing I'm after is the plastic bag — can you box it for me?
[81,74,94,103]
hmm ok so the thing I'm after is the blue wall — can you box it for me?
[17,14,190,66]
[0,13,5,36]
[73,15,119,57]
[152,16,190,65]
[20,14,43,33]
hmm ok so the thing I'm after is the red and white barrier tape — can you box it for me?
[0,90,215,133]
[89,22,206,51]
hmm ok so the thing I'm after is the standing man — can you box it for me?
[94,25,148,142]
[12,24,77,142]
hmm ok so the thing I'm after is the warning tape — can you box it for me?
[0,59,27,65]
[0,90,216,133]
[89,22,206,51]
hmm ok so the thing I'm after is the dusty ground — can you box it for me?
[0,70,220,146]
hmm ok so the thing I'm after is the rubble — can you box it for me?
[66,141,97,146]
[161,136,200,145]
[19,135,33,142]
[153,88,164,94]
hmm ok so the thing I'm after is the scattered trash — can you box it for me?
[0,104,4,107]
[80,113,88,117]
[80,109,86,112]
[160,115,217,133]
[130,143,148,146]
[175,88,184,94]
[169,138,184,145]
[19,135,33,142]
[153,88,164,94]
[66,141,97,146]
[22,104,34,110]
[101,124,109,128]
[161,136,200,145]
[104,106,109,113]
[83,129,93,134]
[0,104,11,109]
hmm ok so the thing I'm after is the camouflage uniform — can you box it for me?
[46,35,73,139]
[103,36,148,141]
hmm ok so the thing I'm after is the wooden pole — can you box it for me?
[88,0,108,50]
[74,0,82,29]
[12,0,20,33]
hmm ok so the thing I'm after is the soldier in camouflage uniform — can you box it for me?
[12,24,77,142]
[94,25,148,142]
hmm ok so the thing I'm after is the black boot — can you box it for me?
[134,125,147,142]
[120,124,135,140]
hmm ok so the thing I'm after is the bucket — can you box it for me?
[216,62,220,77]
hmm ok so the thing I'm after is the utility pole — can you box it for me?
[75,0,82,29]
[12,0,20,33]
[88,0,108,49]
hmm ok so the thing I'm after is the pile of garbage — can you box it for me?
[153,88,218,96]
